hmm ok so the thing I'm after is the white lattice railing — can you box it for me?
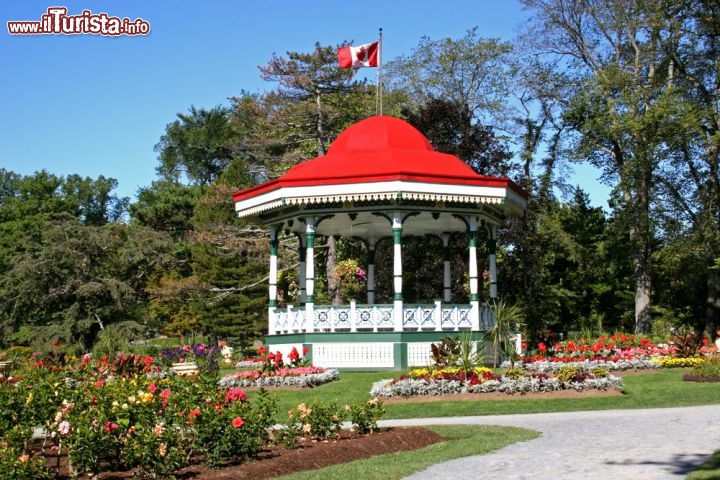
[268,302,494,334]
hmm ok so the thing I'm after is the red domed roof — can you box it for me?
[233,115,525,205]
[327,115,434,154]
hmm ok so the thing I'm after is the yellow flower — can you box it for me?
[26,393,33,405]
[302,423,312,433]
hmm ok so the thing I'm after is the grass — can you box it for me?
[275,424,540,480]
[686,450,720,480]
[248,368,720,422]
[240,367,720,478]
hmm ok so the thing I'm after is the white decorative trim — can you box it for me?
[235,180,525,218]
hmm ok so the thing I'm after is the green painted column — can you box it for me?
[468,216,480,330]
[392,211,403,332]
[268,226,279,308]
[304,217,316,329]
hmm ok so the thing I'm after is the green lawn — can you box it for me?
[242,368,720,479]
[250,368,720,422]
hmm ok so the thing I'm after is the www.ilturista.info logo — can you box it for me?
[7,7,150,36]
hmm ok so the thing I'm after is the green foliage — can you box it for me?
[345,398,385,435]
[430,333,485,382]
[503,368,526,380]
[332,259,367,302]
[287,400,343,441]
[556,365,581,383]
[486,299,523,368]
[690,356,720,379]
[0,444,50,480]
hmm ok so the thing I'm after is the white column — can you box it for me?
[392,211,403,332]
[468,216,480,330]
[304,218,316,331]
[268,226,280,333]
[367,240,376,305]
[442,232,451,302]
[487,223,498,299]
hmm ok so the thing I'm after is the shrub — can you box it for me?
[556,366,581,383]
[345,398,385,434]
[0,444,51,480]
[287,400,343,441]
[691,356,720,379]
[503,368,526,380]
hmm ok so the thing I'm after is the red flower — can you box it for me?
[188,408,201,419]
[288,347,300,361]
[232,417,244,428]
[225,388,247,403]
[538,342,547,353]
[257,347,267,356]
[303,347,309,355]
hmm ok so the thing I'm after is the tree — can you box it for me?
[155,106,239,186]
[0,218,175,350]
[522,0,687,333]
[129,180,204,240]
[385,28,512,126]
[403,98,515,176]
[650,0,720,334]
[258,42,378,304]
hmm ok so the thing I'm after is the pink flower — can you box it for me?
[58,421,71,435]
[148,383,157,393]
[225,388,247,403]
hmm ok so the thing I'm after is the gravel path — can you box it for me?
[380,405,720,479]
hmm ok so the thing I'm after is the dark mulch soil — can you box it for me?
[39,427,444,479]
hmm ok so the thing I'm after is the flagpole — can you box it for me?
[378,27,383,116]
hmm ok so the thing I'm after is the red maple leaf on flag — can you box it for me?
[356,45,366,62]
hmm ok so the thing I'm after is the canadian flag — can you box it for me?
[337,42,379,68]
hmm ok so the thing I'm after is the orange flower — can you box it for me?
[232,417,244,428]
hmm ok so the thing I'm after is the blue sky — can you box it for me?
[1,0,609,207]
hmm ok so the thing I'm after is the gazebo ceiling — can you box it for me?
[233,115,528,239]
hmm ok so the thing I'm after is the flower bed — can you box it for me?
[0,347,367,479]
[505,358,661,373]
[219,367,339,388]
[370,367,623,398]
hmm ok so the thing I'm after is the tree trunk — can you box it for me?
[633,251,652,334]
[325,236,342,304]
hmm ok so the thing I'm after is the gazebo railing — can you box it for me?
[269,301,494,334]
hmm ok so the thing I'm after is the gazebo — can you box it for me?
[232,115,528,369]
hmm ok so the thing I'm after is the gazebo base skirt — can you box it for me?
[265,331,490,371]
